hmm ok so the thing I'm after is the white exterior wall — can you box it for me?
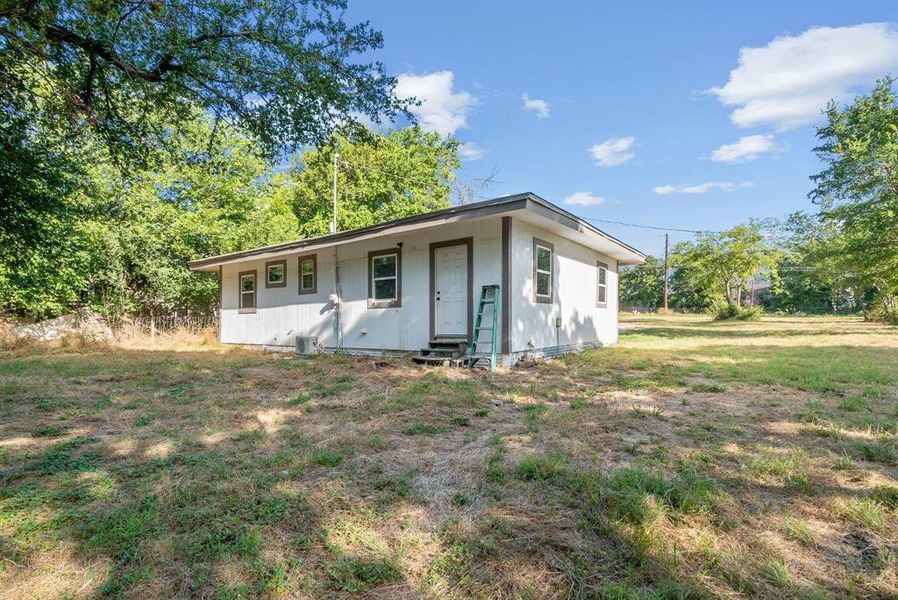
[509,218,619,353]
[220,218,502,351]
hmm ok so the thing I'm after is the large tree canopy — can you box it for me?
[810,77,898,320]
[671,223,779,307]
[619,256,664,312]
[0,0,406,160]
[0,111,463,319]
[291,126,460,237]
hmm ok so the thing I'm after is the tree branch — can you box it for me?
[38,21,183,82]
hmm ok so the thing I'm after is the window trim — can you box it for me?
[265,259,287,288]
[596,261,609,308]
[532,237,554,304]
[238,270,257,313]
[298,254,317,295]
[368,248,402,309]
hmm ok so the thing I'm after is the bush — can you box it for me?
[867,294,898,325]
[709,301,764,321]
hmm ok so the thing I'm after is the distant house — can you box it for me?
[189,193,645,366]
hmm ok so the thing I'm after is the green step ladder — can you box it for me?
[467,284,500,370]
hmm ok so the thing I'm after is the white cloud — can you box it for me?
[710,23,898,130]
[588,136,636,166]
[653,181,754,195]
[396,71,475,136]
[563,191,608,206]
[710,134,787,163]
[522,93,550,119]
[458,142,485,161]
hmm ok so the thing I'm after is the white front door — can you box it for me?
[434,244,468,336]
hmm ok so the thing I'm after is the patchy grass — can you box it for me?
[0,314,896,598]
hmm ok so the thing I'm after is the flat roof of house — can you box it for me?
[189,192,646,271]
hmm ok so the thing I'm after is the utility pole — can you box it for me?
[331,152,340,234]
[664,233,668,311]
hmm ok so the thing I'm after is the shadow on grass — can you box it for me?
[627,326,884,340]
[0,333,895,597]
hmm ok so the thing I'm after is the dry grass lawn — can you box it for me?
[1,315,896,598]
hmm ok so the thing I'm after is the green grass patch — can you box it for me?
[516,455,566,482]
[402,420,444,435]
[134,410,162,427]
[835,497,888,533]
[761,558,790,588]
[781,517,815,546]
[602,465,720,525]
[744,447,809,487]
[32,424,64,437]
[524,403,547,432]
[37,436,101,475]
[308,448,345,468]
[849,440,896,463]
[286,391,312,406]
[324,555,401,593]
[871,485,898,509]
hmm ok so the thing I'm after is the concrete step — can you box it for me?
[420,347,460,358]
[412,355,466,367]
[428,337,468,349]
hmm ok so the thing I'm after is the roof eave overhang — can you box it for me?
[189,193,646,271]
[189,196,530,271]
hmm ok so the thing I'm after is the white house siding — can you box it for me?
[220,218,502,351]
[508,219,619,355]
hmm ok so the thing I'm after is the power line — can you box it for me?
[333,157,732,235]
[583,217,724,234]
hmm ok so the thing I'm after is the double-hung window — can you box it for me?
[533,238,554,303]
[368,249,401,308]
[597,261,608,307]
[265,259,286,288]
[298,254,317,294]
[239,270,256,313]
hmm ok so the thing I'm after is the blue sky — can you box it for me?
[345,1,898,257]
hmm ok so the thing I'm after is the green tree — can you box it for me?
[668,263,709,312]
[671,222,779,307]
[290,126,460,236]
[0,110,299,319]
[764,212,856,314]
[620,256,664,311]
[810,77,898,321]
[0,1,408,256]
[0,0,405,160]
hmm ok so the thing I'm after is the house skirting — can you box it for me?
[247,340,608,366]
[500,340,606,367]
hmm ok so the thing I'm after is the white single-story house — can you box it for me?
[189,193,645,366]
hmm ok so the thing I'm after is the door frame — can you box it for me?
[429,237,474,341]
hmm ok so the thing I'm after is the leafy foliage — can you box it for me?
[0,110,461,319]
[709,300,764,321]
[810,77,898,322]
[1,110,296,319]
[761,212,858,314]
[290,126,460,236]
[619,256,665,311]
[0,0,406,161]
[670,222,779,308]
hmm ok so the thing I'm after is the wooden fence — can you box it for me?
[144,312,218,334]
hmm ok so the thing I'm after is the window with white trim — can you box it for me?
[239,271,256,312]
[298,254,316,294]
[533,238,554,303]
[368,249,401,308]
[597,261,608,307]
[265,259,286,288]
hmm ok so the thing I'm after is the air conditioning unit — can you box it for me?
[295,335,319,356]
